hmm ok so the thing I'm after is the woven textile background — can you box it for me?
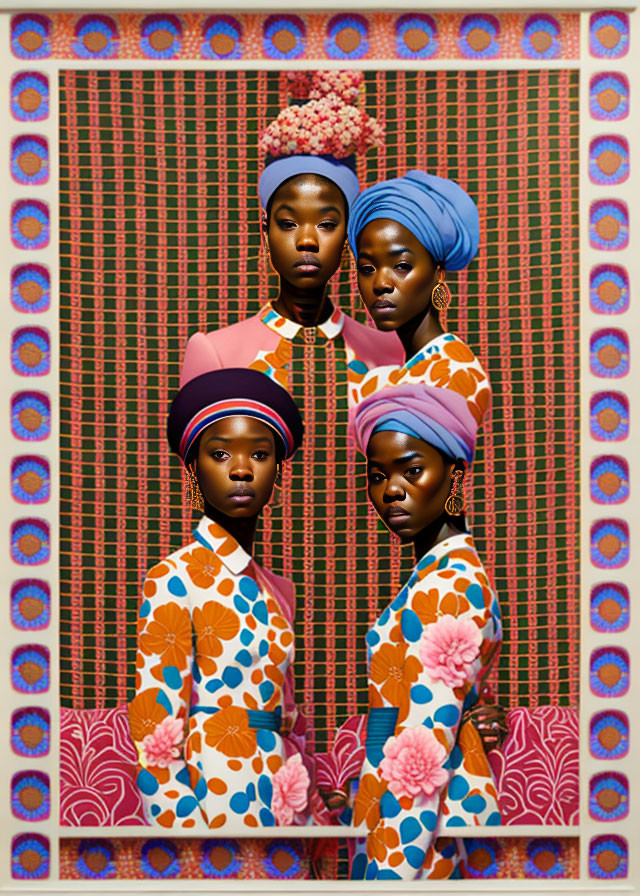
[59,71,579,749]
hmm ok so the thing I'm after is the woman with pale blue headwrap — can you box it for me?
[347,381,502,880]
[346,170,491,433]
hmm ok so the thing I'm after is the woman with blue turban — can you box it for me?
[346,170,491,432]
[347,380,502,880]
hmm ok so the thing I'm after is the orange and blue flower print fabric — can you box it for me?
[351,533,502,880]
[128,516,309,830]
[348,332,491,430]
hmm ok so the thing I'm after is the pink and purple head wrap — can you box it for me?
[347,169,479,271]
[349,382,477,464]
[258,154,360,211]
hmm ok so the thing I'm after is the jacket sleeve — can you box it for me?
[128,560,203,828]
[354,565,500,879]
[180,331,223,386]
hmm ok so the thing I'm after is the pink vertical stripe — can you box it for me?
[257,72,270,304]
[237,73,249,321]
[436,71,448,178]
[195,72,210,332]
[517,70,538,706]
[64,71,83,706]
[109,71,129,696]
[302,344,316,733]
[474,73,496,582]
[367,505,380,628]
[87,70,106,705]
[559,70,578,699]
[496,71,519,704]
[153,71,171,559]
[416,72,427,169]
[455,71,469,346]
[376,72,387,179]
[537,72,557,702]
[174,72,193,548]
[281,461,292,582]
[131,73,149,584]
[396,73,407,178]
[325,342,337,738]
[474,73,500,697]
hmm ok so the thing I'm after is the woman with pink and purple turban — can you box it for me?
[349,381,502,880]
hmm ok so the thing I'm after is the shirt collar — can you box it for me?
[193,516,252,575]
[259,301,345,341]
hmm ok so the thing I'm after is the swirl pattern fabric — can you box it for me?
[487,706,579,825]
[60,705,146,826]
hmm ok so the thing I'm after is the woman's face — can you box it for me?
[194,416,278,519]
[356,219,440,330]
[366,429,453,542]
[266,175,347,294]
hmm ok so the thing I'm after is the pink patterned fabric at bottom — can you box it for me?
[488,706,579,824]
[60,705,146,826]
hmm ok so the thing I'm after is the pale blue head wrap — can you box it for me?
[259,155,360,210]
[347,170,479,270]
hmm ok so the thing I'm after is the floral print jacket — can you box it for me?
[128,516,318,830]
[352,533,502,879]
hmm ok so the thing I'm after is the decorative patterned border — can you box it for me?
[1,5,639,893]
[9,12,580,63]
[582,6,635,884]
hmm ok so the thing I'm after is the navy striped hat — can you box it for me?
[167,368,303,464]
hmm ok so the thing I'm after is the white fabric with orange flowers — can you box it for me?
[352,533,502,880]
[128,516,312,830]
[347,332,491,429]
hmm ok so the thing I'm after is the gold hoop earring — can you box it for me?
[444,468,465,516]
[431,269,451,311]
[185,463,204,513]
[340,240,352,271]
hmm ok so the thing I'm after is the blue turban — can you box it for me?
[259,155,360,210]
[347,170,479,270]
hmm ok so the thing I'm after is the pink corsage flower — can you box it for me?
[141,716,183,768]
[272,755,310,825]
[380,726,449,800]
[420,614,482,689]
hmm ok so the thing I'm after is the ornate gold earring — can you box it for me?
[431,269,451,311]
[445,468,465,516]
[340,240,352,271]
[185,463,204,513]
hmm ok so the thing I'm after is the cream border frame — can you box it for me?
[0,2,637,893]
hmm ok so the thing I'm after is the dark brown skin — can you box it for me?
[356,218,444,361]
[366,429,463,562]
[193,416,278,555]
[265,174,347,328]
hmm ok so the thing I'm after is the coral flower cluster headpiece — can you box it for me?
[258,70,383,210]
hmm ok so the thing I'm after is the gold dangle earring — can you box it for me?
[340,240,352,271]
[431,269,451,311]
[185,462,204,513]
[444,467,465,516]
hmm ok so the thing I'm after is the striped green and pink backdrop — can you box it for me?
[59,70,579,750]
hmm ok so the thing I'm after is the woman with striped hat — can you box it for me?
[128,368,320,831]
